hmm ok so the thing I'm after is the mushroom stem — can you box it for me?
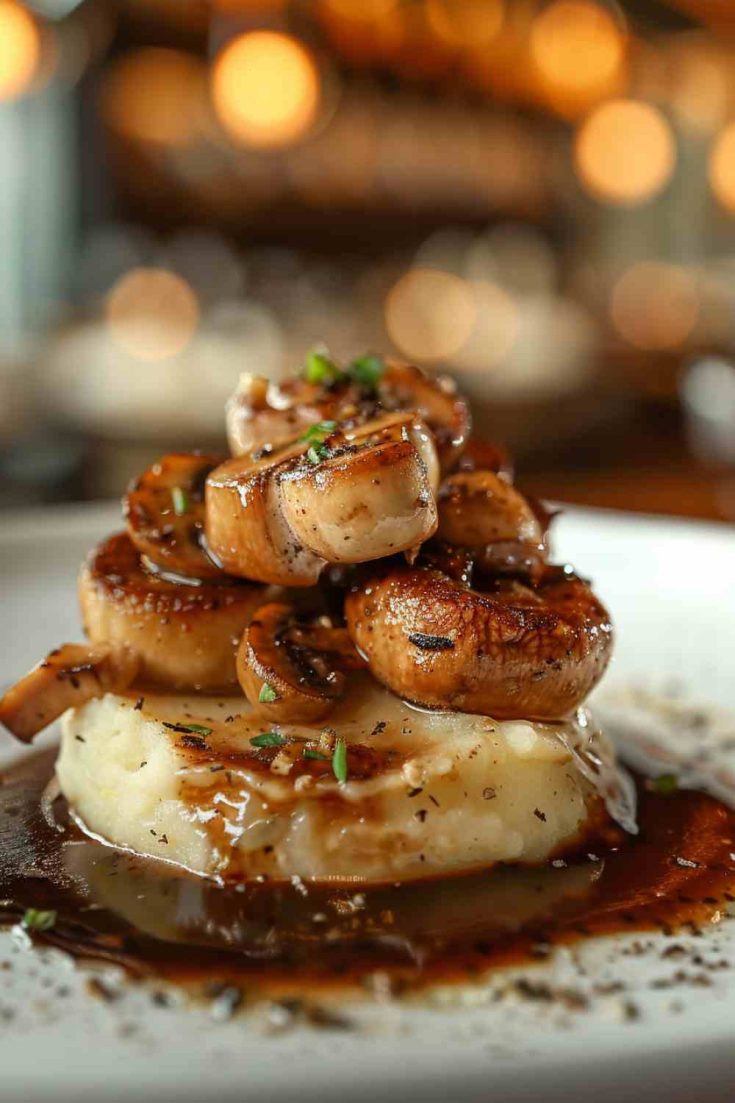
[0,643,139,743]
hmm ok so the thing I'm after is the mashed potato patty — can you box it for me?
[57,674,616,883]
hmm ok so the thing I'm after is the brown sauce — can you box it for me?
[2,749,735,1000]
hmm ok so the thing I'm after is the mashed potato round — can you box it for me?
[56,674,622,884]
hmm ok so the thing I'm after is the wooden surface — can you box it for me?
[522,465,735,523]
[516,402,735,525]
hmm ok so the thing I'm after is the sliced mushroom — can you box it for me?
[206,441,326,587]
[280,413,439,563]
[381,363,470,472]
[226,373,338,459]
[238,603,364,723]
[80,533,272,691]
[435,469,548,582]
[226,360,470,472]
[0,642,139,743]
[457,437,513,480]
[437,471,542,548]
[206,413,439,586]
[346,564,613,722]
[124,452,225,581]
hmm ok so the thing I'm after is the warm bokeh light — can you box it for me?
[454,281,518,371]
[610,262,699,350]
[709,123,735,213]
[0,1,40,102]
[426,0,504,48]
[317,0,403,65]
[105,268,200,362]
[101,48,208,147]
[531,1,624,105]
[666,38,731,135]
[385,268,476,362]
[467,224,557,295]
[321,0,397,19]
[212,0,285,9]
[212,31,320,148]
[575,99,676,206]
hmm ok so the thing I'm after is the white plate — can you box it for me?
[1,502,734,1103]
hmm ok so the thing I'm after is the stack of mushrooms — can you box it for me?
[0,352,632,884]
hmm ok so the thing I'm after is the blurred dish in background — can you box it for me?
[0,0,735,522]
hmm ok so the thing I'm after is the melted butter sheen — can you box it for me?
[2,750,735,998]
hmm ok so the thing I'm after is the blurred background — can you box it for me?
[1,0,735,520]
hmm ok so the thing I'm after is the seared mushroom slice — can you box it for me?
[80,533,272,692]
[0,642,139,743]
[206,412,439,586]
[280,412,439,564]
[238,603,363,723]
[206,440,325,588]
[381,363,470,472]
[457,438,513,480]
[346,564,613,722]
[124,452,224,581]
[226,358,470,472]
[437,471,542,548]
[226,373,335,459]
[436,470,548,582]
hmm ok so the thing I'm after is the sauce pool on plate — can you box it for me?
[1,749,735,1000]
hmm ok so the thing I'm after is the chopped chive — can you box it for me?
[303,748,328,761]
[304,350,343,386]
[259,683,279,704]
[348,353,384,391]
[22,908,56,932]
[332,738,348,783]
[306,442,330,465]
[652,773,678,796]
[181,723,212,736]
[171,486,189,516]
[299,420,338,443]
[250,731,285,749]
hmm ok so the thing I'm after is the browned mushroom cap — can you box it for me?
[226,361,470,472]
[226,374,340,458]
[381,363,470,472]
[345,565,613,722]
[437,471,543,548]
[80,533,272,692]
[124,453,225,581]
[238,603,364,724]
[280,413,439,563]
[0,642,139,743]
[457,438,513,480]
[435,469,548,583]
[206,413,439,586]
[205,441,326,588]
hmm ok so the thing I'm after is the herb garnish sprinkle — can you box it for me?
[332,738,348,783]
[22,908,57,932]
[250,731,285,749]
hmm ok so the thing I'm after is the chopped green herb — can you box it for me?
[304,350,343,386]
[303,748,328,761]
[332,738,348,783]
[250,731,285,749]
[171,486,189,516]
[259,683,279,704]
[653,773,679,796]
[180,723,213,736]
[22,908,56,932]
[299,420,338,443]
[306,442,330,465]
[348,353,384,391]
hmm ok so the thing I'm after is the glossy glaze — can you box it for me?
[2,750,734,1000]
